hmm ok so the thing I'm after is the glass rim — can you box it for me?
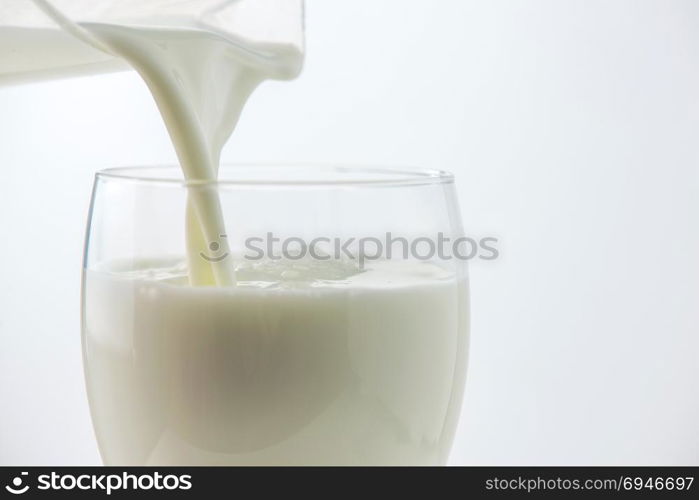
[95,164,455,188]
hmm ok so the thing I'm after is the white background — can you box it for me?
[1,0,698,465]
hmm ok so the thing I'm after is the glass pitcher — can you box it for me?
[0,0,305,85]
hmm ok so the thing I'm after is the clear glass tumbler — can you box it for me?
[82,165,470,465]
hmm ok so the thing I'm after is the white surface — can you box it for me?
[1,0,698,465]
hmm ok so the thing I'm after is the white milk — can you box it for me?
[84,259,468,465]
[0,26,127,84]
[79,23,303,286]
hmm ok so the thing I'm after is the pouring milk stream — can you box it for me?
[3,0,305,286]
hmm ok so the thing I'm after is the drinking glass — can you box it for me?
[82,165,469,465]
